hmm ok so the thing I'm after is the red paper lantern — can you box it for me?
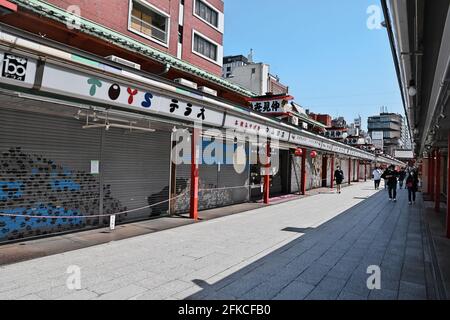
[294,148,303,157]
[310,151,318,159]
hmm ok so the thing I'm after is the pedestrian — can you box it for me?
[381,165,399,202]
[406,168,419,205]
[334,166,345,194]
[372,167,382,190]
[398,168,407,189]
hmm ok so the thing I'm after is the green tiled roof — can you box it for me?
[10,0,255,97]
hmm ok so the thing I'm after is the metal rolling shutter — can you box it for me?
[102,128,171,221]
[173,136,250,214]
[0,107,103,242]
[291,155,302,193]
[340,158,350,184]
[173,163,190,214]
[270,148,283,195]
[217,163,249,207]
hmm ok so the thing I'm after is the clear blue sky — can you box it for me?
[223,0,404,130]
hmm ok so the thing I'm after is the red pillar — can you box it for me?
[330,155,335,189]
[263,141,271,204]
[428,152,432,194]
[190,128,200,220]
[430,150,435,199]
[348,158,352,185]
[447,133,450,238]
[435,148,441,212]
[301,148,307,195]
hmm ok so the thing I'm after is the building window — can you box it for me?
[193,33,217,61]
[195,0,218,27]
[129,0,169,45]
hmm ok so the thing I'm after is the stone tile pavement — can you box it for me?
[0,182,442,300]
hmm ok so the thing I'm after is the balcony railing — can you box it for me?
[130,16,167,44]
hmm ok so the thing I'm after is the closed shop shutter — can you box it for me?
[0,107,104,242]
[173,136,250,214]
[340,158,350,184]
[102,128,171,222]
[270,148,283,195]
[0,105,171,243]
[291,154,302,193]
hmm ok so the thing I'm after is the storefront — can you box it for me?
[0,30,399,243]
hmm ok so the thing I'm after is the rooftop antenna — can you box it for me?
[248,49,254,63]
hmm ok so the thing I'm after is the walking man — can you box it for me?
[334,166,345,194]
[372,167,382,190]
[381,165,399,202]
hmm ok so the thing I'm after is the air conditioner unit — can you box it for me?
[105,55,141,70]
[174,78,198,90]
[198,86,217,96]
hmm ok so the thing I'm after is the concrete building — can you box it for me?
[222,54,248,78]
[222,54,289,95]
[368,113,404,156]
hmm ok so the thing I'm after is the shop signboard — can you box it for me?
[223,114,289,142]
[39,63,224,127]
[248,95,294,114]
[0,50,37,89]
[289,133,322,149]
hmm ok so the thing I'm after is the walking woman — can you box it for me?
[406,169,419,205]
[334,166,345,194]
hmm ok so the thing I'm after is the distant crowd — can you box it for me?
[372,165,420,205]
[333,163,420,205]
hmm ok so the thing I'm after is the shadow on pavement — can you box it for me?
[185,190,441,300]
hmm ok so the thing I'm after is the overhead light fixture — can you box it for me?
[92,112,99,122]
[408,80,417,97]
[408,86,417,97]
[74,109,81,120]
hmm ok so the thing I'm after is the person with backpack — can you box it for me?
[334,166,345,194]
[406,168,419,205]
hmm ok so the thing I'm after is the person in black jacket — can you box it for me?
[406,168,420,205]
[334,166,345,194]
[381,165,399,202]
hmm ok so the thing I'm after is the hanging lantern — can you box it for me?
[310,150,318,159]
[294,148,303,157]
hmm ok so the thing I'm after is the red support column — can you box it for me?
[330,155,335,189]
[447,133,450,238]
[435,148,441,212]
[190,128,200,220]
[430,150,435,199]
[348,158,352,185]
[301,148,307,195]
[263,141,271,204]
[428,152,432,194]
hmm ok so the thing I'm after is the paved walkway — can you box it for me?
[0,182,441,300]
